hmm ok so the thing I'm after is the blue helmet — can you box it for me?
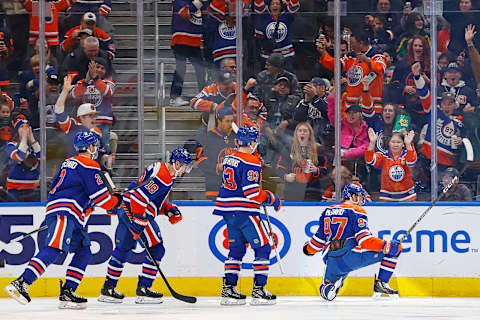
[169,147,192,166]
[74,131,98,152]
[342,183,366,205]
[236,126,259,147]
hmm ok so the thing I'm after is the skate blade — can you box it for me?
[97,295,124,303]
[250,298,277,305]
[4,285,29,305]
[372,292,399,300]
[135,296,164,304]
[220,297,247,305]
[58,300,87,309]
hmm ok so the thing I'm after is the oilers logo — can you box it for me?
[218,22,236,41]
[437,119,456,146]
[346,65,364,86]
[265,21,287,43]
[83,85,102,107]
[208,215,291,269]
[389,165,405,182]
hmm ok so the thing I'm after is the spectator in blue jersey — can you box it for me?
[275,122,328,201]
[304,183,402,301]
[294,77,332,146]
[98,148,193,304]
[72,57,115,154]
[213,126,281,305]
[254,0,299,71]
[5,118,40,202]
[54,75,113,169]
[5,131,122,308]
[169,0,206,107]
[195,107,236,200]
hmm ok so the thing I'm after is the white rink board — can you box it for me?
[1,204,480,278]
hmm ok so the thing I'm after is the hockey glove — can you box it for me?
[264,190,282,212]
[112,193,124,209]
[167,205,183,224]
[303,242,315,256]
[382,240,402,257]
[129,212,148,240]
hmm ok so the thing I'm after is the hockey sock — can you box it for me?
[22,246,61,285]
[253,244,271,286]
[224,244,246,286]
[106,247,131,288]
[139,244,165,288]
[64,246,92,291]
[378,256,398,283]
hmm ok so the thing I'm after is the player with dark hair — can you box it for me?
[5,131,123,309]
[303,183,402,301]
[213,126,282,305]
[98,147,193,304]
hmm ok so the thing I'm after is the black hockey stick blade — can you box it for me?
[0,259,5,268]
[138,237,197,303]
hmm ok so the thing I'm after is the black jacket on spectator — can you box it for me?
[293,96,333,146]
[265,91,300,131]
[254,69,302,104]
[61,47,113,82]
[438,80,478,114]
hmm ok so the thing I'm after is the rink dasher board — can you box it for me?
[1,203,480,297]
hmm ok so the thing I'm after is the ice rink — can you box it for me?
[1,296,480,320]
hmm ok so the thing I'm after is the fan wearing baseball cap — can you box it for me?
[54,75,113,169]
[61,12,116,60]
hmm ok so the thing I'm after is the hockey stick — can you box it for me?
[261,205,285,274]
[0,224,48,267]
[137,236,197,303]
[102,172,197,303]
[399,138,474,243]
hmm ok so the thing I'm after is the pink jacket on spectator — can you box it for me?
[327,95,369,160]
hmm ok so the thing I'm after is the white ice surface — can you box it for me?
[1,296,480,320]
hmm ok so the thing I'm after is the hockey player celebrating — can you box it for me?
[303,183,402,300]
[98,147,192,304]
[5,131,123,309]
[213,126,282,306]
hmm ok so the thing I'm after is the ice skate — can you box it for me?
[4,276,31,305]
[58,280,87,309]
[373,276,399,299]
[135,277,163,304]
[98,278,125,303]
[250,282,276,305]
[220,277,246,305]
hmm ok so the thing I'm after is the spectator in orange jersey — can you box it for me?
[19,0,75,49]
[317,30,386,113]
[275,122,328,201]
[0,100,13,148]
[61,12,116,60]
[365,128,417,202]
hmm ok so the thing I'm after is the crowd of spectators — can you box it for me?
[0,0,115,201]
[1,0,480,203]
[186,0,480,202]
